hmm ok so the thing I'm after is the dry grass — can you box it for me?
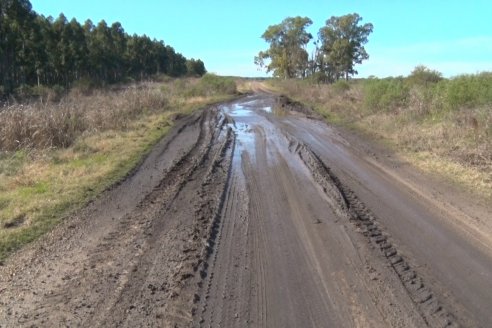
[268,79,492,199]
[0,86,169,151]
[0,78,237,262]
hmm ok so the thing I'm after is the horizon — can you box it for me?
[30,0,492,78]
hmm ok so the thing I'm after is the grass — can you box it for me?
[0,76,238,262]
[267,71,492,199]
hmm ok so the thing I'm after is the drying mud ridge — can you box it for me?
[1,93,491,327]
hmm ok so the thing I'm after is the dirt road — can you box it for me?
[1,93,491,327]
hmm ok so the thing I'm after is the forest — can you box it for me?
[0,0,206,97]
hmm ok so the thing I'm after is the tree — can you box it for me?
[0,0,206,96]
[255,16,312,79]
[0,0,37,93]
[318,13,373,81]
[186,58,206,77]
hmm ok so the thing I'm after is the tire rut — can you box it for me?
[290,139,461,328]
[0,106,235,328]
[2,94,487,327]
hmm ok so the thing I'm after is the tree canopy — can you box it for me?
[255,14,373,83]
[0,0,206,96]
[318,13,373,82]
[254,16,313,79]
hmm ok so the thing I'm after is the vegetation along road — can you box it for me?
[0,92,491,327]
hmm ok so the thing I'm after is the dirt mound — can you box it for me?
[275,94,321,119]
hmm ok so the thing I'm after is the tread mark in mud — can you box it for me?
[290,140,461,328]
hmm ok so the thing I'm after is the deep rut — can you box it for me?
[0,106,235,327]
[291,140,459,328]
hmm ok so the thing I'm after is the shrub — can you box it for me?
[186,74,237,97]
[446,73,492,110]
[332,80,350,93]
[14,84,34,98]
[71,78,98,96]
[363,78,409,112]
[408,65,443,86]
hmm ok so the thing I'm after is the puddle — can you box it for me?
[229,103,252,117]
[223,102,259,164]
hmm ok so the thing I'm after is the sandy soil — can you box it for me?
[1,93,491,327]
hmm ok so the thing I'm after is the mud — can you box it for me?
[1,93,491,327]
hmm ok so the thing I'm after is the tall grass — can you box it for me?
[0,86,168,151]
[1,74,238,152]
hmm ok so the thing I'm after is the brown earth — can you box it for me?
[0,93,491,327]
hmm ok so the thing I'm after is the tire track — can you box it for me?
[290,139,460,328]
[0,106,236,328]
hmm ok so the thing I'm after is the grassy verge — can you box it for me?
[0,76,238,262]
[267,72,492,200]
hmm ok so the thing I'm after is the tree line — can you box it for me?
[255,14,373,83]
[0,0,206,96]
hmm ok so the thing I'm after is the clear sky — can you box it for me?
[30,0,492,78]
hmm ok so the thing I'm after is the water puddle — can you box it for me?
[229,103,253,117]
[222,100,262,165]
[223,96,295,168]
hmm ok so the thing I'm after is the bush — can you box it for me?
[363,78,409,112]
[332,80,350,93]
[445,73,492,110]
[71,78,98,96]
[14,84,34,98]
[408,65,443,86]
[186,74,237,97]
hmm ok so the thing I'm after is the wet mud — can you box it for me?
[1,93,491,327]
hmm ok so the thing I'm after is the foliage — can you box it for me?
[363,77,409,112]
[362,68,492,114]
[186,59,207,77]
[255,17,313,79]
[407,65,443,86]
[186,74,237,97]
[446,73,492,110]
[0,0,204,96]
[317,13,373,81]
[332,80,351,93]
[256,14,373,83]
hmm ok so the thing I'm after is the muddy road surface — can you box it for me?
[1,93,491,327]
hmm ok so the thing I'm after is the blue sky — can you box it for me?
[30,0,492,78]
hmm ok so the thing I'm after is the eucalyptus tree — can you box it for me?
[186,59,206,77]
[0,0,205,96]
[318,13,373,81]
[255,16,313,79]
